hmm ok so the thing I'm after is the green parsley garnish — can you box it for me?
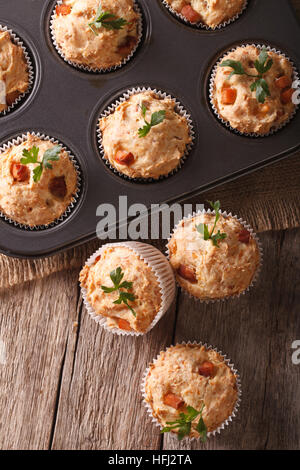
[196,201,227,247]
[138,104,166,138]
[101,266,137,317]
[220,47,273,103]
[88,2,128,35]
[161,405,207,442]
[20,145,61,183]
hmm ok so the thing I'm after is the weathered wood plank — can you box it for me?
[0,270,80,450]
[164,229,300,450]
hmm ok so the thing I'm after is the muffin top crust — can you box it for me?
[167,212,260,299]
[145,344,238,436]
[52,0,140,69]
[99,91,191,179]
[213,45,296,134]
[79,245,162,333]
[164,0,245,27]
[0,30,29,112]
[0,134,78,227]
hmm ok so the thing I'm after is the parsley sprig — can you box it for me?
[138,104,166,138]
[196,201,227,247]
[220,47,273,103]
[88,2,128,35]
[20,145,61,183]
[161,405,207,442]
[101,267,137,317]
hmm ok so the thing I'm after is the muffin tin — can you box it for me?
[0,0,299,258]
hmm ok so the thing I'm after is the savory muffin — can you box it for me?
[167,210,260,300]
[99,90,191,179]
[164,0,245,27]
[0,134,78,227]
[212,45,296,134]
[79,244,163,333]
[0,30,29,112]
[144,344,239,438]
[52,0,140,69]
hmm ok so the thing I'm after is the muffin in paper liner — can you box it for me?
[0,132,82,230]
[80,241,176,336]
[161,0,248,30]
[97,86,195,182]
[0,25,34,116]
[166,209,263,303]
[141,341,242,441]
[209,43,299,137]
[50,0,143,73]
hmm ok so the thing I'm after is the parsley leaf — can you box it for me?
[196,200,227,248]
[161,405,207,442]
[101,266,137,317]
[88,2,128,35]
[20,145,61,183]
[138,105,166,138]
[220,47,273,103]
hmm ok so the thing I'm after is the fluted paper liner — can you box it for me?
[0,132,81,230]
[80,241,176,336]
[50,0,143,73]
[161,0,248,30]
[0,25,34,116]
[97,86,195,182]
[166,209,263,303]
[209,43,299,137]
[141,341,242,441]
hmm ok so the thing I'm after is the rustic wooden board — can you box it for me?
[0,229,299,450]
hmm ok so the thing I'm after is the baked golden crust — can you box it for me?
[99,91,191,179]
[213,45,296,134]
[0,31,29,112]
[52,0,139,69]
[79,245,162,332]
[145,344,238,435]
[0,134,78,226]
[165,0,245,27]
[167,213,260,299]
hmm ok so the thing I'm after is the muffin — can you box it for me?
[0,133,78,227]
[80,243,176,333]
[51,0,140,70]
[144,343,239,439]
[164,0,246,27]
[0,30,29,113]
[167,209,260,300]
[99,90,192,179]
[212,45,296,135]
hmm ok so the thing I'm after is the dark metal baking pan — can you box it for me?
[0,0,299,258]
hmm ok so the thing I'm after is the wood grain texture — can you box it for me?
[0,0,300,451]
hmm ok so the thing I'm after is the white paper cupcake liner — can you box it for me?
[0,132,82,230]
[97,86,195,182]
[161,0,248,30]
[80,241,176,336]
[209,43,299,137]
[166,209,263,303]
[50,0,143,73]
[0,25,34,116]
[141,341,242,441]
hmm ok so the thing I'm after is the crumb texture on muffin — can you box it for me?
[0,30,29,112]
[167,213,260,299]
[0,134,78,226]
[79,245,162,332]
[213,45,296,134]
[165,0,245,27]
[52,0,140,69]
[99,91,191,179]
[145,344,238,435]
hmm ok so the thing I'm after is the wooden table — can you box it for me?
[0,1,300,451]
